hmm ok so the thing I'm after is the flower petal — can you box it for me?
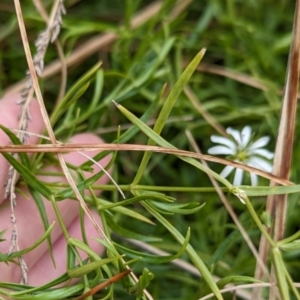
[233,168,243,186]
[250,148,274,159]
[250,172,258,186]
[211,135,236,150]
[227,127,242,144]
[220,165,235,178]
[248,156,273,172]
[241,126,252,147]
[208,146,235,155]
[249,136,270,150]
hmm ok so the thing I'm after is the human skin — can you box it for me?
[0,94,108,286]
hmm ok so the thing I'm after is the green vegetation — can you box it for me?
[0,0,299,299]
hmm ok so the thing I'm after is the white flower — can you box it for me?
[208,126,274,186]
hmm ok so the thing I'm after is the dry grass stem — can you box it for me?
[0,142,292,186]
[184,86,227,136]
[253,1,300,299]
[11,0,65,284]
[11,129,125,198]
[195,63,300,99]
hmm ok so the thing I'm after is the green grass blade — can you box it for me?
[10,284,83,300]
[101,38,176,107]
[0,124,31,168]
[117,84,164,144]
[28,186,55,268]
[0,223,54,262]
[127,268,154,297]
[113,228,190,264]
[55,169,109,201]
[1,152,52,199]
[96,198,154,225]
[150,201,205,215]
[50,62,101,123]
[115,102,231,188]
[143,201,223,300]
[133,49,206,184]
[68,256,122,278]
[97,194,173,211]
[241,184,300,197]
[52,82,90,134]
[107,217,161,242]
[272,247,290,300]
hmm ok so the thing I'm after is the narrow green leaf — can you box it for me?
[0,223,54,262]
[107,217,161,242]
[242,184,300,197]
[96,198,154,224]
[278,230,300,246]
[101,38,175,107]
[150,201,205,215]
[127,268,154,297]
[279,240,300,252]
[115,102,231,188]
[51,62,102,129]
[118,83,164,144]
[217,276,262,288]
[144,200,174,216]
[68,238,113,279]
[52,82,90,131]
[143,201,223,300]
[8,272,74,296]
[133,49,206,184]
[10,284,83,300]
[0,229,6,242]
[0,124,31,168]
[68,238,102,261]
[97,194,173,211]
[67,244,76,271]
[114,228,190,263]
[1,152,52,199]
[208,229,240,269]
[153,49,206,134]
[68,256,122,278]
[62,21,117,44]
[272,247,290,300]
[28,187,55,268]
[88,69,104,113]
[55,169,108,201]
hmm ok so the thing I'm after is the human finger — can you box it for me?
[0,133,111,283]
